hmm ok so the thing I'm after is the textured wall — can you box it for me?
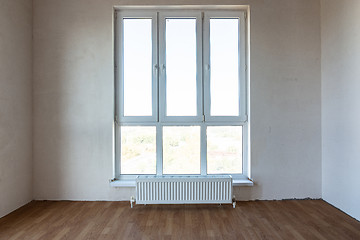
[0,0,33,217]
[33,0,321,201]
[321,0,360,220]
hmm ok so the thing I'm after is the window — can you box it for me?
[114,8,249,181]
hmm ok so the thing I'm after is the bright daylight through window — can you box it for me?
[115,8,249,180]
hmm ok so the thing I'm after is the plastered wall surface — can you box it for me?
[0,0,33,217]
[321,0,360,221]
[33,0,321,201]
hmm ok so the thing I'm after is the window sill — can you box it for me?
[110,180,136,187]
[109,178,253,187]
[233,179,254,186]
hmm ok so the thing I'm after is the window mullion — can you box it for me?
[158,12,166,122]
[157,12,166,176]
[203,13,211,121]
[200,12,207,176]
[153,12,159,122]
[156,123,163,175]
[200,124,207,175]
[196,11,204,120]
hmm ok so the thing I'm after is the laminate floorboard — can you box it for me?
[0,200,359,240]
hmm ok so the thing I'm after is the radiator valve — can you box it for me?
[130,196,135,208]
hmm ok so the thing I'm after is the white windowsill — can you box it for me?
[110,180,136,187]
[233,179,254,186]
[110,178,254,187]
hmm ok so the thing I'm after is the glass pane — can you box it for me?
[163,126,200,174]
[123,19,152,116]
[166,18,197,116]
[207,126,243,174]
[210,19,239,116]
[121,126,156,174]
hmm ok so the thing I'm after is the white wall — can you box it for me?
[0,0,33,217]
[321,0,360,221]
[33,0,322,201]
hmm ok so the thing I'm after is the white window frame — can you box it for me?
[113,6,250,183]
[203,11,247,123]
[159,11,203,123]
[117,11,158,123]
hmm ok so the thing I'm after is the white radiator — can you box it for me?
[135,175,235,208]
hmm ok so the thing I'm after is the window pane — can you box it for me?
[166,18,197,116]
[163,126,200,174]
[121,126,156,174]
[123,19,152,116]
[210,19,239,116]
[207,126,242,174]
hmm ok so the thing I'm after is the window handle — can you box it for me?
[205,64,210,71]
[162,64,166,72]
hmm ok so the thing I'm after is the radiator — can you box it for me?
[134,175,235,208]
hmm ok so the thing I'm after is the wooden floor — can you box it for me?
[0,200,359,240]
